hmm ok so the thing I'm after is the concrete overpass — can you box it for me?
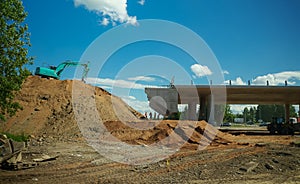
[145,85,300,121]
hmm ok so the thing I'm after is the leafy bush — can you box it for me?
[1,132,29,142]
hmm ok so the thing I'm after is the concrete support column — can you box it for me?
[207,96,211,122]
[188,101,197,121]
[199,96,207,121]
[285,104,290,123]
[208,94,215,124]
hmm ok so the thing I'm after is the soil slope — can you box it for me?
[0,76,143,141]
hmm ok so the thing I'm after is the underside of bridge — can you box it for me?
[145,85,300,122]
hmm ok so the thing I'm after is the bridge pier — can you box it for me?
[207,95,215,124]
[285,104,290,123]
[187,101,197,120]
[199,96,207,121]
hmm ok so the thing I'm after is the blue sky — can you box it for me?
[23,0,300,113]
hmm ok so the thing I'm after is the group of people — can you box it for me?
[144,112,161,120]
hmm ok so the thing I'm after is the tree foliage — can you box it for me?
[0,0,33,121]
[223,105,234,122]
[290,105,297,117]
[256,105,297,122]
[242,107,256,123]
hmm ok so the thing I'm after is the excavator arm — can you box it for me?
[55,61,89,81]
[55,61,78,77]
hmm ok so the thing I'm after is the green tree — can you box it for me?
[256,104,296,122]
[243,107,249,123]
[0,0,33,121]
[290,105,297,117]
[255,105,261,121]
[274,105,284,117]
[249,107,256,122]
[223,105,234,122]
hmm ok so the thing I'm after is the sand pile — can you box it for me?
[104,120,234,149]
[0,76,143,141]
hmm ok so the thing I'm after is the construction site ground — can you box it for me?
[1,76,300,183]
[0,131,300,184]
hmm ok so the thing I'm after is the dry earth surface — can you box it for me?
[1,76,300,183]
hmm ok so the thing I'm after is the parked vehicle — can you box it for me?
[259,122,269,127]
[221,122,231,127]
[246,121,254,125]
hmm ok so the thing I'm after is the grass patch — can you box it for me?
[1,132,29,142]
[230,124,246,128]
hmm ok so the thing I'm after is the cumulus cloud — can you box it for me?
[223,70,230,75]
[230,105,257,114]
[225,71,300,86]
[74,0,138,26]
[225,77,246,85]
[128,76,155,82]
[191,64,213,78]
[252,71,300,85]
[85,77,159,89]
[122,97,151,113]
[137,0,145,5]
[100,17,109,26]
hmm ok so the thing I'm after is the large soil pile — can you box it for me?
[0,76,234,147]
[0,76,143,141]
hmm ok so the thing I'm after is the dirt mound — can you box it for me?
[0,76,143,141]
[104,120,234,149]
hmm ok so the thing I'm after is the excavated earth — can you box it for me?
[0,76,300,183]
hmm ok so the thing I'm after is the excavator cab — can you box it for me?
[49,66,57,70]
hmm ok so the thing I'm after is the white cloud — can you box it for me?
[128,76,155,82]
[223,70,230,75]
[225,77,246,85]
[122,95,136,100]
[128,96,136,100]
[225,71,300,86]
[74,0,138,26]
[191,64,213,78]
[137,0,145,5]
[121,96,151,113]
[230,105,257,114]
[86,77,159,89]
[252,71,300,85]
[100,17,109,26]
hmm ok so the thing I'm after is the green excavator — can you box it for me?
[35,60,89,81]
